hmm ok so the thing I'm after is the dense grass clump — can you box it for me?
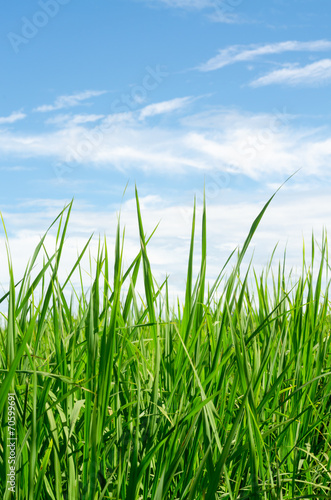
[0,188,331,499]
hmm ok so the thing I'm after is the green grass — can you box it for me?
[0,186,331,499]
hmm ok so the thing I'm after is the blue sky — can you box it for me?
[1,0,331,298]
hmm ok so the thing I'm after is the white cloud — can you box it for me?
[0,105,330,183]
[139,96,193,119]
[46,114,105,126]
[146,0,214,9]
[250,59,331,87]
[198,40,331,71]
[34,90,107,113]
[206,11,246,24]
[0,111,26,124]
[141,0,244,23]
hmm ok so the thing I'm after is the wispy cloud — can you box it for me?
[46,114,105,126]
[0,105,331,182]
[250,59,331,87]
[206,11,247,24]
[139,97,193,119]
[142,0,244,23]
[0,111,26,124]
[34,90,107,113]
[145,0,214,9]
[198,40,331,71]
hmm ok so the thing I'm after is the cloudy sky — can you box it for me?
[1,0,331,300]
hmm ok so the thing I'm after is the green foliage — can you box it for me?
[0,189,330,499]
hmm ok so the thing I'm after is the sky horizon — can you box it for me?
[1,0,331,301]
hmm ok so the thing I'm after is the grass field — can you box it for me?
[0,187,331,499]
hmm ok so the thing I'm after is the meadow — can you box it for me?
[0,186,330,499]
